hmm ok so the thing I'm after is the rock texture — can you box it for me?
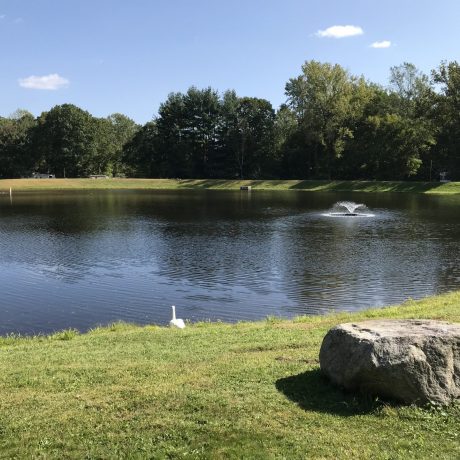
[319,319,460,405]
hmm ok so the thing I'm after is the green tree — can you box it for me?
[285,61,371,178]
[347,113,435,179]
[274,104,310,178]
[389,63,437,179]
[155,92,191,177]
[213,90,240,178]
[0,110,36,178]
[152,88,275,179]
[233,97,276,178]
[98,114,139,176]
[182,87,221,177]
[153,87,223,178]
[389,62,433,114]
[33,104,100,177]
[122,121,159,177]
[432,61,460,179]
[339,65,437,180]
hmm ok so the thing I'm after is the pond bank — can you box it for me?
[1,291,459,458]
[1,178,460,194]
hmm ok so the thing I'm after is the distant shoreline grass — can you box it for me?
[0,291,459,458]
[1,178,460,194]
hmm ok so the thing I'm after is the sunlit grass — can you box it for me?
[0,292,459,458]
[1,178,460,194]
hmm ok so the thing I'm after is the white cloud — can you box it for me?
[19,73,69,90]
[370,40,391,49]
[316,25,364,39]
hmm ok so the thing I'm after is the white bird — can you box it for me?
[169,305,185,329]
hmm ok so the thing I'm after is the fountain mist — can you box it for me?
[324,201,374,217]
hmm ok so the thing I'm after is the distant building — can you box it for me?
[31,172,55,179]
[89,175,109,179]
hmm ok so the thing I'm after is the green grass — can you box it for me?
[0,292,459,458]
[1,178,460,194]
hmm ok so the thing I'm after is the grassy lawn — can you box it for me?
[0,292,459,458]
[1,178,460,194]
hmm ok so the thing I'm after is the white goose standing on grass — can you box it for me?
[169,305,185,329]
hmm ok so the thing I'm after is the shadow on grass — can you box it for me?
[289,180,446,193]
[276,369,383,416]
[176,179,298,189]
[177,179,249,189]
[152,179,454,194]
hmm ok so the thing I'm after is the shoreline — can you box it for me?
[1,178,460,194]
[0,291,459,458]
[2,290,459,342]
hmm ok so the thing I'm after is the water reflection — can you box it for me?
[0,190,460,334]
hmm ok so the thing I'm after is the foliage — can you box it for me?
[232,97,276,178]
[432,61,460,178]
[30,105,138,178]
[0,110,36,178]
[100,113,139,176]
[138,88,277,179]
[344,113,436,180]
[122,121,159,177]
[2,59,460,180]
[32,104,99,177]
[285,61,372,178]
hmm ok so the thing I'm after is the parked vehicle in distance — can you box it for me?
[31,172,55,179]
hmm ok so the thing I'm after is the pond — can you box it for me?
[1,190,460,335]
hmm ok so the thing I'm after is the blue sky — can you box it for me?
[1,0,459,123]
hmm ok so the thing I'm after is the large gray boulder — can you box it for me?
[319,319,460,405]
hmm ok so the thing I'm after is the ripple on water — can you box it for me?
[1,191,460,334]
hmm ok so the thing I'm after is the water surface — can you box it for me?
[1,190,459,334]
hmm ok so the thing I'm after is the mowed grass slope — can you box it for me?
[0,292,459,458]
[1,178,460,194]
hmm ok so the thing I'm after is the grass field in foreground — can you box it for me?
[0,292,459,458]
[1,178,460,194]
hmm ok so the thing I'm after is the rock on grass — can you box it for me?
[319,319,460,405]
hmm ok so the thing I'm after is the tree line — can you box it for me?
[1,60,460,181]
